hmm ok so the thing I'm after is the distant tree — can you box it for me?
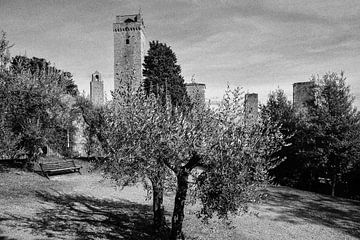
[0,31,12,72]
[261,89,294,136]
[10,55,78,96]
[60,71,78,96]
[10,55,31,74]
[92,87,284,239]
[0,32,79,163]
[261,90,294,182]
[307,72,360,196]
[75,95,106,157]
[143,41,190,107]
[11,56,50,75]
[4,70,71,161]
[260,89,315,187]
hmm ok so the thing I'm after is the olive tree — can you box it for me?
[93,87,284,239]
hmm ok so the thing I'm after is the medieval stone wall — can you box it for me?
[293,81,315,110]
[186,83,206,107]
[244,93,258,121]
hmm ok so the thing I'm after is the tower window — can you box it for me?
[126,39,130,44]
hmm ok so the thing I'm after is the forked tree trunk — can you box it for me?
[170,170,189,240]
[152,173,169,239]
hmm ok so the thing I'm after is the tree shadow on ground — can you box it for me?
[262,186,360,238]
[0,218,18,240]
[4,191,170,240]
[0,234,18,240]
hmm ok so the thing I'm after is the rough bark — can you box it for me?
[151,173,169,239]
[170,170,189,240]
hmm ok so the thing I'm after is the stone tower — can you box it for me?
[185,83,206,107]
[113,13,147,92]
[293,81,314,110]
[90,71,104,106]
[244,93,258,121]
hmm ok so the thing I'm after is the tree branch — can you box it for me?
[184,151,201,172]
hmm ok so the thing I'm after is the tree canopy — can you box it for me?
[0,32,80,163]
[143,41,189,107]
[90,87,284,239]
[10,55,78,96]
[260,89,309,187]
[261,72,360,198]
[307,72,360,196]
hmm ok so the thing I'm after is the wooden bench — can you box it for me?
[39,160,81,179]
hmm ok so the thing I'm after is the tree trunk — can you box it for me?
[170,170,189,240]
[331,174,336,197]
[308,170,313,191]
[152,173,169,239]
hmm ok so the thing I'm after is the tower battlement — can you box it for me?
[113,14,145,32]
[115,14,143,24]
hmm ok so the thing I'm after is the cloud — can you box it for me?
[1,0,359,107]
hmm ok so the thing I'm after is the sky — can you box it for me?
[1,0,360,107]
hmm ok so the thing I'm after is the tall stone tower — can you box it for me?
[293,81,314,110]
[244,93,258,121]
[90,71,104,106]
[113,13,147,92]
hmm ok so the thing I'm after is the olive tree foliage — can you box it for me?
[0,32,23,159]
[90,89,173,236]
[195,89,284,220]
[91,86,284,239]
[75,94,107,158]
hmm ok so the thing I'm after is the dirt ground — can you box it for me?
[0,162,359,240]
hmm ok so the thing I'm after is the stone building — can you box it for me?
[60,94,87,157]
[185,83,206,107]
[244,93,258,121]
[293,81,315,110]
[113,13,147,92]
[90,71,104,106]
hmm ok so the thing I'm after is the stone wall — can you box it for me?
[293,81,315,110]
[185,83,206,107]
[244,93,258,122]
[59,94,87,157]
